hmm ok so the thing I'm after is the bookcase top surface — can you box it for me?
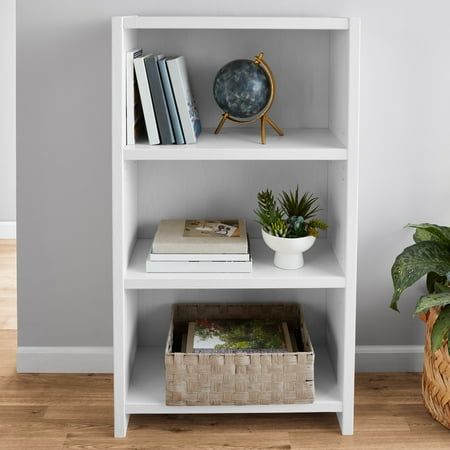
[121,16,350,31]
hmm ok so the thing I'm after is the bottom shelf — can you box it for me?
[126,346,342,414]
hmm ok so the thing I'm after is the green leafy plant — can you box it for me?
[390,223,450,353]
[255,186,328,238]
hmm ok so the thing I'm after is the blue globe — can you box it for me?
[213,59,271,119]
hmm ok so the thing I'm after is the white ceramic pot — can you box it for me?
[261,229,316,270]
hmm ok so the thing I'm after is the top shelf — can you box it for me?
[124,128,347,161]
[122,16,349,31]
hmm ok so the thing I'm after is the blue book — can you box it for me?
[158,56,185,144]
[144,55,175,145]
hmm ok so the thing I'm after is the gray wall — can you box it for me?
[17,0,450,348]
[0,0,16,222]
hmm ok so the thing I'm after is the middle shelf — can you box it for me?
[125,238,345,290]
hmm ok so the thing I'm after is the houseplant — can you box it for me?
[390,223,450,428]
[255,187,327,269]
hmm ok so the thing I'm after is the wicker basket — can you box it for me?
[165,303,314,406]
[422,307,450,429]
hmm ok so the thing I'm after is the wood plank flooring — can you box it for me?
[0,241,448,448]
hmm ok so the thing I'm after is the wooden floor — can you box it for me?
[0,241,448,449]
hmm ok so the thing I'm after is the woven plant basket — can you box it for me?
[421,307,450,429]
[165,303,314,406]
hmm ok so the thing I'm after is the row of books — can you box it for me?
[146,219,252,273]
[178,318,300,354]
[127,49,202,146]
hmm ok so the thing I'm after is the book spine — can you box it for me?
[126,48,142,145]
[166,57,202,144]
[134,56,160,145]
[145,55,175,145]
[145,260,252,273]
[158,57,185,144]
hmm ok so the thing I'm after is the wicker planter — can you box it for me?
[165,303,314,406]
[422,307,450,429]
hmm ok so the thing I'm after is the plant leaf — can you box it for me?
[426,271,447,293]
[415,292,450,315]
[409,223,450,245]
[390,241,450,311]
[431,305,450,352]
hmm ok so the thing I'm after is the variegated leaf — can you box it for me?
[415,292,450,315]
[409,223,450,245]
[431,305,450,352]
[391,241,450,311]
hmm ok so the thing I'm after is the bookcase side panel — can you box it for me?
[112,17,138,437]
[329,30,349,147]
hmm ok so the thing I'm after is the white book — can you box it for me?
[146,258,252,273]
[166,56,202,144]
[126,48,143,145]
[134,55,160,145]
[149,251,250,262]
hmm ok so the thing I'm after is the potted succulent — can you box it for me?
[390,223,450,429]
[255,187,328,269]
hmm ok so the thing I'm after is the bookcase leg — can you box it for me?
[336,410,354,435]
[114,412,130,438]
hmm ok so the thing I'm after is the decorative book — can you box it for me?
[185,319,293,353]
[152,219,248,254]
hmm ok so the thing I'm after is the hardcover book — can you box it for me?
[134,55,160,145]
[126,48,146,145]
[166,56,202,144]
[158,56,185,144]
[151,219,248,254]
[185,319,293,353]
[144,55,175,145]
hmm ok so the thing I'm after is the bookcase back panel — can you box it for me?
[136,160,328,239]
[136,289,327,347]
[136,29,330,129]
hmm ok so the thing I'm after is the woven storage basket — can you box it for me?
[422,307,450,429]
[165,303,314,406]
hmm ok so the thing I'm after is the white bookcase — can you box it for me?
[112,16,360,438]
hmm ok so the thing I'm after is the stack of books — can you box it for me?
[182,318,299,353]
[127,49,202,145]
[146,219,252,273]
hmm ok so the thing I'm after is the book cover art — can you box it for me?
[186,319,293,353]
[183,220,240,238]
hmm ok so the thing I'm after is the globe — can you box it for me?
[213,59,271,120]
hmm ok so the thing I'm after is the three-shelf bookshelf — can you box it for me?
[112,15,360,437]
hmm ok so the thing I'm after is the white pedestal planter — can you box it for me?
[261,229,316,270]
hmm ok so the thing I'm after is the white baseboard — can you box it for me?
[16,344,423,374]
[16,346,113,373]
[355,345,424,372]
[0,221,16,239]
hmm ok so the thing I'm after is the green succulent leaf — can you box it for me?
[415,292,450,315]
[279,186,320,220]
[431,305,450,352]
[390,241,450,311]
[409,223,450,245]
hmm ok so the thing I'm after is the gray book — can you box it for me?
[144,55,175,145]
[158,56,185,144]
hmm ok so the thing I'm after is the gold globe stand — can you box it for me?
[214,52,284,144]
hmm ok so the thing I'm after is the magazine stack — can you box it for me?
[146,219,252,273]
